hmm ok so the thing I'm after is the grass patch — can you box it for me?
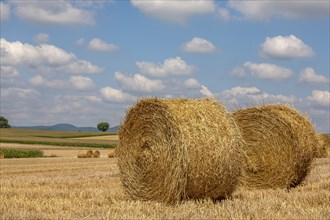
[0,148,44,158]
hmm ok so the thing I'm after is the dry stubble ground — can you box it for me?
[0,148,329,219]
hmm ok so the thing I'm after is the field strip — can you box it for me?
[70,135,119,141]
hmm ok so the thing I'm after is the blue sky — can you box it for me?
[1,0,329,132]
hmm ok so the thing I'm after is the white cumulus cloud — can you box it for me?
[75,38,85,45]
[217,86,297,107]
[217,7,230,21]
[13,1,95,25]
[0,2,10,21]
[307,90,330,107]
[136,56,196,77]
[231,66,246,77]
[228,1,329,20]
[1,38,103,74]
[33,33,49,43]
[88,38,118,52]
[223,86,261,96]
[100,87,136,103]
[1,87,40,99]
[184,78,201,89]
[261,35,314,59]
[70,75,95,90]
[243,62,293,80]
[131,0,215,23]
[181,37,216,53]
[299,68,330,84]
[29,75,68,88]
[1,66,20,78]
[114,72,165,93]
[200,85,214,97]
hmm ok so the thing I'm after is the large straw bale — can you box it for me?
[93,150,100,158]
[233,104,317,189]
[316,133,330,158]
[116,98,243,204]
[77,150,93,158]
[0,151,4,159]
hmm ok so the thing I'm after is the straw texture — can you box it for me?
[233,104,317,189]
[0,151,4,159]
[116,98,243,204]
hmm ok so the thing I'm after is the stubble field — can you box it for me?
[1,154,329,219]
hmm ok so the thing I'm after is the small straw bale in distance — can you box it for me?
[0,151,4,159]
[316,133,330,158]
[77,150,93,158]
[233,104,317,189]
[116,98,243,204]
[108,149,116,158]
[93,150,100,158]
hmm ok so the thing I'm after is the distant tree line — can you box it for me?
[0,116,10,128]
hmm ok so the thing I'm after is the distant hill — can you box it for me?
[14,123,120,132]
[108,126,120,133]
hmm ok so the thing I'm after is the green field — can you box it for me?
[0,128,118,148]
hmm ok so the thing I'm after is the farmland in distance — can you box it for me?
[0,128,118,148]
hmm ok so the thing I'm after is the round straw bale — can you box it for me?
[316,133,330,158]
[86,150,93,158]
[233,104,317,189]
[0,151,4,159]
[108,149,116,158]
[116,98,243,204]
[93,150,100,158]
[77,150,93,158]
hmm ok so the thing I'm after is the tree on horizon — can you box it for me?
[0,116,11,128]
[97,122,109,132]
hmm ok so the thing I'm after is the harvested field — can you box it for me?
[0,157,329,219]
